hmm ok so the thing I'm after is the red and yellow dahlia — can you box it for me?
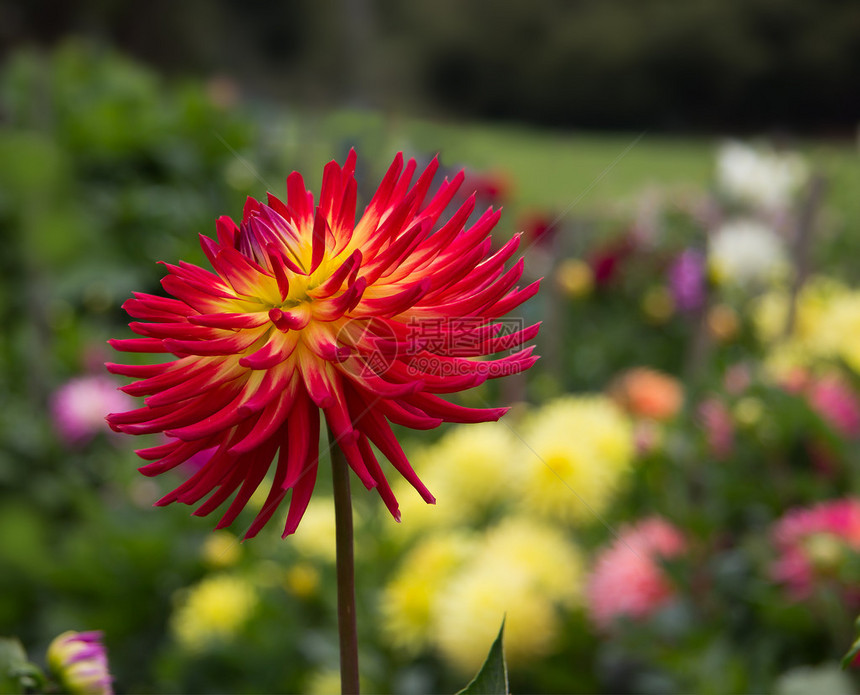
[107,151,539,539]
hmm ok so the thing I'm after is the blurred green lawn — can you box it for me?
[314,109,859,218]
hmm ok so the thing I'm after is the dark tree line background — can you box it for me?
[1,0,858,134]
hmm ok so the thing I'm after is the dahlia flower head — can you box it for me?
[771,497,860,603]
[107,151,539,539]
[585,516,686,632]
[47,630,113,695]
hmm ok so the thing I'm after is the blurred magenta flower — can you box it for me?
[586,517,686,631]
[589,236,636,286]
[46,630,113,695]
[807,375,860,439]
[106,151,539,539]
[51,375,133,446]
[771,497,860,603]
[668,249,706,313]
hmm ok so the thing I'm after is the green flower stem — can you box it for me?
[330,435,360,695]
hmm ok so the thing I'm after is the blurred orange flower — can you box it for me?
[611,367,683,421]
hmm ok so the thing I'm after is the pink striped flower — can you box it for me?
[47,630,113,695]
[586,517,686,631]
[106,151,539,539]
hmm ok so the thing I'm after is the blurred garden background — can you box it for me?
[2,1,860,693]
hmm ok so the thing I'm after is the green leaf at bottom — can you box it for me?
[456,619,509,695]
[841,615,860,669]
[0,638,37,695]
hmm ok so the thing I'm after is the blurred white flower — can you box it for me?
[709,219,788,287]
[716,141,808,211]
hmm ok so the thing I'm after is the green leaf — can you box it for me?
[841,614,860,669]
[456,619,509,695]
[0,637,42,695]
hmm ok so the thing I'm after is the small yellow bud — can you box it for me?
[733,397,764,427]
[555,258,593,298]
[641,286,675,323]
[201,530,241,568]
[284,562,321,599]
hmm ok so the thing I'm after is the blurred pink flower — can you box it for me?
[807,376,860,439]
[697,397,735,460]
[51,375,134,446]
[586,517,686,631]
[723,363,752,396]
[771,498,860,603]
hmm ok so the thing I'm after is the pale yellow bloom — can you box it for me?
[517,396,634,523]
[555,258,593,298]
[291,497,337,562]
[304,669,343,695]
[641,286,675,323]
[478,516,584,608]
[172,574,258,652]
[754,277,860,378]
[200,530,241,568]
[391,423,518,537]
[734,397,765,427]
[433,559,559,673]
[387,472,462,540]
[284,562,321,599]
[427,422,520,512]
[380,533,476,653]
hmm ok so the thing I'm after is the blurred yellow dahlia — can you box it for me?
[517,395,634,523]
[433,516,582,672]
[107,151,540,538]
[382,516,583,672]
[380,533,476,653]
[171,573,258,651]
[416,421,519,514]
[478,515,584,608]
